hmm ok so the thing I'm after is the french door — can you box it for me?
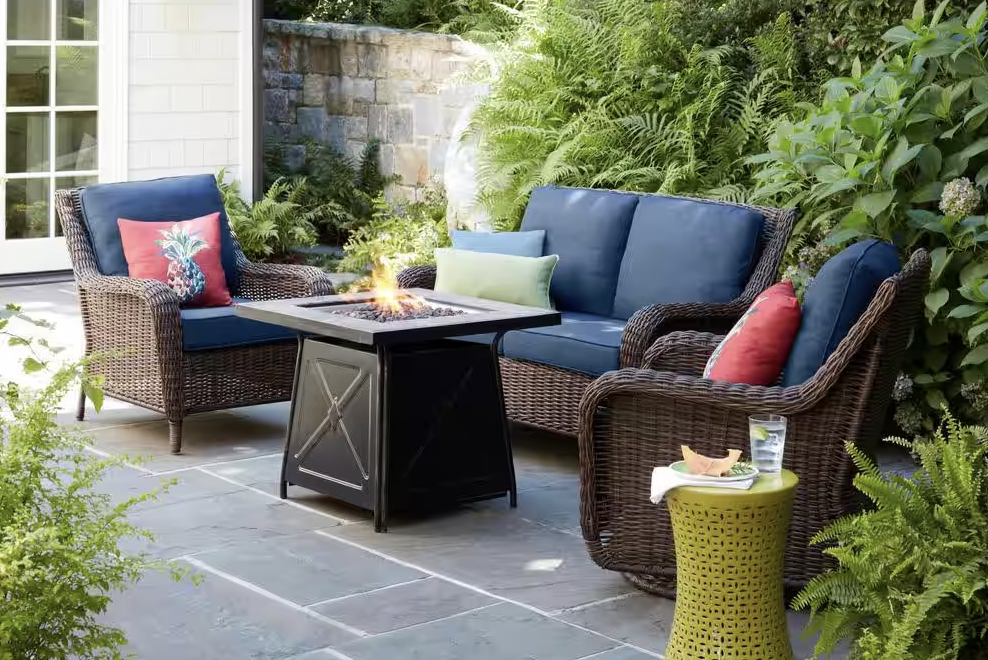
[0,0,101,275]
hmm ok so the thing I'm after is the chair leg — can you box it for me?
[76,387,86,422]
[168,420,183,454]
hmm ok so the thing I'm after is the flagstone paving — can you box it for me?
[4,282,882,659]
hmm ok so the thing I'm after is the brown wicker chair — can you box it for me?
[56,187,337,454]
[577,249,931,596]
[398,196,796,438]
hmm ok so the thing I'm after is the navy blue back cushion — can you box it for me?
[781,239,900,386]
[520,187,638,316]
[611,196,764,320]
[78,174,239,287]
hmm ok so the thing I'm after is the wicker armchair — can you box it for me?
[578,249,931,595]
[56,188,337,454]
[398,197,796,438]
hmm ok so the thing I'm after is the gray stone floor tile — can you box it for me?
[96,465,244,511]
[126,488,342,559]
[559,593,674,655]
[58,404,165,429]
[321,508,635,612]
[335,602,617,660]
[84,411,286,471]
[581,648,659,660]
[194,532,426,606]
[206,453,373,523]
[284,650,340,660]
[103,567,358,660]
[477,480,581,536]
[312,576,497,634]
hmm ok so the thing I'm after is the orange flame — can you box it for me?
[369,260,427,313]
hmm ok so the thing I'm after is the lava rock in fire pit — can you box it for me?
[333,301,465,323]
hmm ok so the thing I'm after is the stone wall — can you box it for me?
[263,20,487,201]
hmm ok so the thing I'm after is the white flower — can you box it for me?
[940,177,981,217]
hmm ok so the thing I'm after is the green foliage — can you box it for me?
[469,0,803,229]
[264,139,394,245]
[0,304,185,660]
[294,0,518,34]
[751,1,988,433]
[801,0,985,75]
[794,412,988,660]
[218,169,318,262]
[338,185,450,287]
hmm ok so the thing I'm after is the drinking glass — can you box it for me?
[749,414,787,473]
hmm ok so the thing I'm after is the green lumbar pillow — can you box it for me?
[433,248,558,309]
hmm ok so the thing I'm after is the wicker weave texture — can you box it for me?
[396,193,796,438]
[578,250,931,592]
[665,472,797,660]
[55,187,337,453]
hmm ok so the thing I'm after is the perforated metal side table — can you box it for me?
[664,470,798,660]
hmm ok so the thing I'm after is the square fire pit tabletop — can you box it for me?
[235,289,561,345]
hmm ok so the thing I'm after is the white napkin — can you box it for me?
[649,466,756,504]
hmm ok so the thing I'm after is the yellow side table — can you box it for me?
[664,470,798,660]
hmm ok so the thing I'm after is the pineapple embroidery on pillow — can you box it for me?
[156,223,209,303]
[117,212,232,308]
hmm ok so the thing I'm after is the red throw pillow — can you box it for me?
[117,213,232,308]
[702,281,802,385]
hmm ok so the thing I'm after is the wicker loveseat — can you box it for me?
[398,186,796,438]
[578,249,931,595]
[56,174,337,454]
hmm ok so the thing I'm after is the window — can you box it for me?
[3,0,98,246]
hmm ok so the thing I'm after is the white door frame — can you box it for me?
[0,0,127,276]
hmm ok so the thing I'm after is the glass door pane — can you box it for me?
[57,0,98,41]
[5,179,51,239]
[8,0,51,41]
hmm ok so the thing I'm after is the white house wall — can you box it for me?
[127,0,248,186]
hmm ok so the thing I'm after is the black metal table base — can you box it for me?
[279,334,516,532]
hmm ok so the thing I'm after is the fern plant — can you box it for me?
[795,412,988,660]
[218,169,318,262]
[468,0,803,229]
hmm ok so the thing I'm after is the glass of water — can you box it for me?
[749,414,787,473]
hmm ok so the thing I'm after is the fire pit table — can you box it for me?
[235,289,560,532]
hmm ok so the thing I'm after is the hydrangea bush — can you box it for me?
[752,1,988,432]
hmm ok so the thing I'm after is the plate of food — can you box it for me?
[670,446,759,482]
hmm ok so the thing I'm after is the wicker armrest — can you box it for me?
[397,265,437,290]
[641,331,722,375]
[620,301,745,368]
[234,262,336,300]
[581,368,816,420]
[77,274,181,316]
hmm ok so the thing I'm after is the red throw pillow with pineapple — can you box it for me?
[702,281,802,385]
[117,213,232,307]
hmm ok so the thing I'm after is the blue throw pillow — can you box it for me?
[451,229,546,257]
[781,239,900,386]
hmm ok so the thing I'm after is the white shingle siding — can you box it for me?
[127,0,245,183]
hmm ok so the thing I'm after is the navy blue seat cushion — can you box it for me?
[781,239,900,386]
[451,229,546,257]
[181,300,296,351]
[501,312,625,376]
[79,174,240,288]
[520,187,639,316]
[612,196,764,320]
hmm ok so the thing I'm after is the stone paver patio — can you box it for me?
[1,282,903,659]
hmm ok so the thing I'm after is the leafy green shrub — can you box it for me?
[338,185,450,288]
[801,0,984,75]
[303,0,516,33]
[751,1,988,433]
[0,304,185,660]
[265,0,320,19]
[794,412,988,660]
[219,169,318,262]
[468,0,802,229]
[264,139,394,245]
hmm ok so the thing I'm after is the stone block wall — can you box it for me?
[263,20,487,200]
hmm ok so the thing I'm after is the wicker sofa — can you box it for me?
[398,186,796,437]
[578,248,931,595]
[56,174,337,454]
